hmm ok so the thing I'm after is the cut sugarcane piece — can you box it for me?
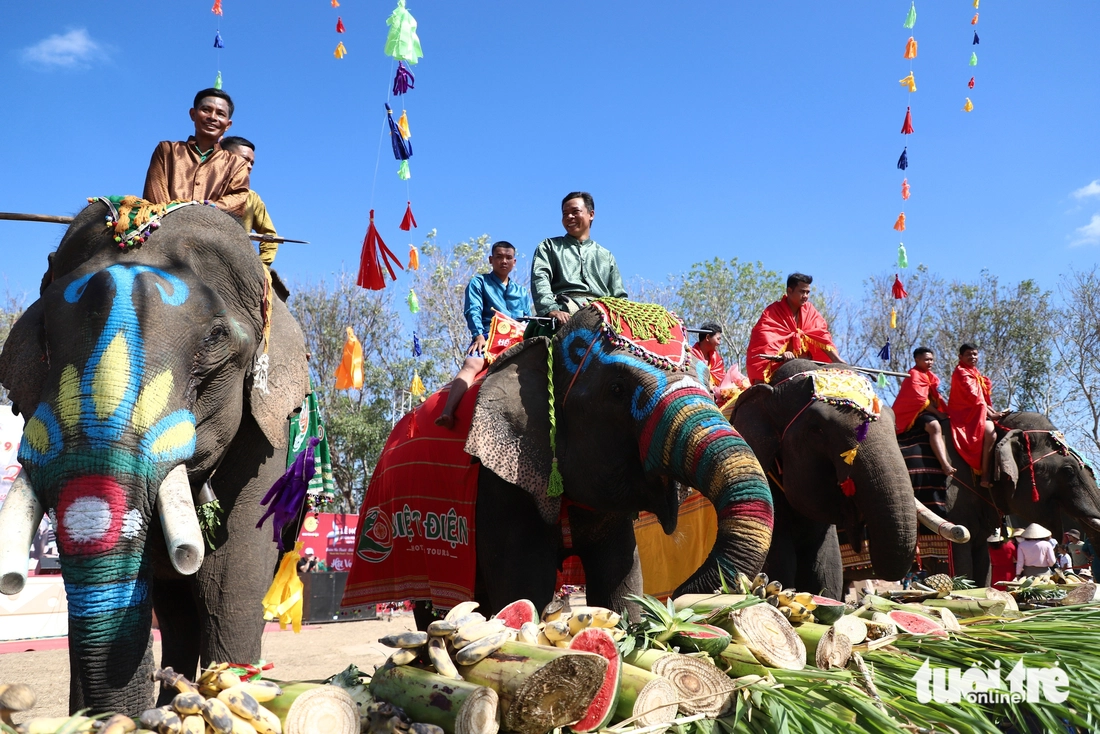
[723,601,806,670]
[920,597,1006,617]
[831,614,868,646]
[612,664,678,733]
[650,652,736,716]
[792,623,852,669]
[368,664,500,734]
[1061,582,1100,606]
[948,588,1019,611]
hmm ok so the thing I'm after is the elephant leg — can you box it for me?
[763,488,797,590]
[798,524,844,601]
[568,508,641,617]
[476,469,559,615]
[151,576,202,705]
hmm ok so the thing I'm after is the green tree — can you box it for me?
[0,292,26,406]
[1050,267,1100,459]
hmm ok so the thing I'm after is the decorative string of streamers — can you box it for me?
[964,0,980,112]
[211,0,223,89]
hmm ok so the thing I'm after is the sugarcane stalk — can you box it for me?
[456,641,605,734]
[920,598,1007,617]
[622,649,672,671]
[671,594,749,612]
[369,664,499,734]
[612,664,678,731]
[263,683,359,734]
[717,643,770,678]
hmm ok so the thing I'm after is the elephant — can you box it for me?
[939,411,1100,584]
[458,302,774,616]
[0,199,309,715]
[730,359,923,600]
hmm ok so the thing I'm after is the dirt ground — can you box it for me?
[0,614,416,722]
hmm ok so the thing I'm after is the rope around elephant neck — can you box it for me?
[993,421,1064,503]
[563,331,601,405]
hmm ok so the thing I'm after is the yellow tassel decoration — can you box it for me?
[963,97,974,112]
[334,42,347,59]
[262,542,304,632]
[410,370,425,397]
[890,308,898,329]
[397,110,412,140]
[841,447,859,466]
[899,72,916,93]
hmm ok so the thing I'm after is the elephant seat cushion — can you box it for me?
[342,382,482,612]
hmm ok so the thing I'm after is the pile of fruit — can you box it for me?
[136,666,286,734]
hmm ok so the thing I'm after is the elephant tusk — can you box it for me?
[1083,517,1100,534]
[914,496,970,543]
[157,464,205,575]
[0,472,45,595]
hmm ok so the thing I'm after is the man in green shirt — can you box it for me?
[531,191,627,324]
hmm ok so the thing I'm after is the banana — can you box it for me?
[536,631,552,646]
[455,630,511,665]
[410,725,445,734]
[776,590,795,606]
[765,580,783,595]
[779,606,792,619]
[451,612,486,628]
[427,619,458,637]
[444,601,480,623]
[517,621,541,644]
[794,592,817,609]
[543,619,571,642]
[215,671,243,692]
[379,631,430,649]
[786,601,807,617]
[589,609,621,629]
[140,708,182,734]
[180,716,205,734]
[22,718,97,734]
[428,637,462,679]
[249,706,282,734]
[609,628,626,642]
[229,713,259,734]
[452,619,507,648]
[541,600,564,622]
[752,572,769,590]
[389,648,420,665]
[765,594,780,607]
[171,692,207,716]
[567,612,593,635]
[231,681,282,704]
[100,714,138,734]
[202,697,235,734]
[218,687,261,720]
[553,637,573,648]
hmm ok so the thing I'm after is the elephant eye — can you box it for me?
[609,381,626,399]
[204,323,229,347]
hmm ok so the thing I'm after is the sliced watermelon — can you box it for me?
[568,628,621,732]
[492,599,538,630]
[810,595,851,625]
[887,610,948,637]
[668,623,732,658]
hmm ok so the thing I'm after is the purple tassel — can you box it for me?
[257,437,319,549]
[393,62,415,96]
[214,31,224,48]
[897,147,909,170]
[856,420,870,443]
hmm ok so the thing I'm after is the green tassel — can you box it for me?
[548,458,564,497]
[214,71,223,90]
[197,499,223,550]
[897,243,908,268]
[876,372,889,389]
[398,160,411,180]
[969,52,978,66]
[407,289,420,313]
[904,2,916,29]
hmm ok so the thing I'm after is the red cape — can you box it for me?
[947,363,993,471]
[892,367,945,434]
[690,343,727,387]
[746,296,837,383]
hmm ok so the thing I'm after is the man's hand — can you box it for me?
[781,351,797,362]
[548,310,570,325]
[467,334,487,357]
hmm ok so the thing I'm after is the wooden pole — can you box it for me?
[0,212,74,225]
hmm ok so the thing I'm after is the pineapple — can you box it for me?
[920,574,974,598]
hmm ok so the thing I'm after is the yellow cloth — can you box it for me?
[635,491,718,599]
[807,369,881,420]
[242,190,278,265]
[262,542,304,632]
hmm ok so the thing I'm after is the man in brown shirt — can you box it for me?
[142,88,250,217]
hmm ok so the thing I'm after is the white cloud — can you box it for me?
[21,29,105,69]
[1073,180,1100,200]
[1071,214,1100,247]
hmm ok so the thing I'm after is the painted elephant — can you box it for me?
[941,411,1100,584]
[463,303,774,615]
[731,360,921,599]
[0,199,309,714]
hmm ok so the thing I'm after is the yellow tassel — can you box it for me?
[334,42,347,59]
[410,370,425,396]
[963,97,974,112]
[397,110,412,140]
[408,244,420,270]
[261,542,304,632]
[840,447,859,466]
[898,72,916,93]
[890,308,897,329]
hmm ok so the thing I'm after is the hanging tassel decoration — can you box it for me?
[840,447,859,466]
[357,210,403,290]
[393,62,416,95]
[897,244,908,269]
[903,2,916,29]
[211,0,223,15]
[408,244,420,270]
[397,110,412,140]
[973,31,980,45]
[892,274,909,299]
[334,327,364,389]
[332,0,339,6]
[407,289,420,314]
[258,440,319,548]
[384,0,424,65]
[963,98,974,112]
[410,370,425,397]
[413,332,423,357]
[893,213,906,232]
[262,542,304,632]
[386,104,413,159]
[900,107,914,135]
[856,420,871,443]
[901,179,910,200]
[897,147,909,170]
[336,16,345,33]
[878,340,891,361]
[398,160,411,180]
[968,77,975,89]
[334,42,347,59]
[876,372,889,389]
[970,52,978,66]
[971,13,979,25]
[899,72,916,93]
[841,478,857,497]
[214,31,224,48]
[214,71,223,90]
[904,37,918,60]
[890,308,898,329]
[400,202,417,231]
[974,0,979,7]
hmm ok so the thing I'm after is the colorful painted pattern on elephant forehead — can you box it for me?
[802,370,881,422]
[591,300,691,372]
[19,265,196,491]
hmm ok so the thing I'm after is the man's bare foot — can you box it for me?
[435,413,455,429]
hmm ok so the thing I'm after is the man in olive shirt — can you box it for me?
[531,191,627,325]
[221,136,279,265]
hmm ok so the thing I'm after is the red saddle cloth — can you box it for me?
[341,382,481,612]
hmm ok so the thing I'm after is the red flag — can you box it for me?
[399,202,418,231]
[892,274,909,299]
[357,210,404,290]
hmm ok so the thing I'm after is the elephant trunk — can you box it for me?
[850,450,917,580]
[0,472,45,595]
[645,385,773,596]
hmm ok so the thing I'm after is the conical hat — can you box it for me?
[1021,523,1052,540]
[986,530,1007,543]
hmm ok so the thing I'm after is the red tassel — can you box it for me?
[357,210,404,291]
[901,178,910,200]
[900,106,914,135]
[399,202,418,231]
[892,274,909,299]
[211,0,223,14]
[968,76,975,89]
[841,478,856,497]
[336,17,345,33]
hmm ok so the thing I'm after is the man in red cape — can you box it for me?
[690,321,727,398]
[892,346,954,475]
[947,343,1004,487]
[746,273,842,384]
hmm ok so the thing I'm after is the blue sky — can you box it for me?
[2,1,1098,305]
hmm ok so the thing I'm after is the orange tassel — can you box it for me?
[893,213,906,232]
[971,12,979,24]
[904,37,917,59]
[211,0,223,15]
[334,327,364,390]
[901,178,910,200]
[408,245,420,270]
[331,0,339,5]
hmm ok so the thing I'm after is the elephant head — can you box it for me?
[0,200,308,713]
[466,302,773,594]
[732,359,917,581]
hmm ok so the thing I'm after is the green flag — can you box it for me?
[288,388,335,496]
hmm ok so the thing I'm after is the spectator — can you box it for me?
[1016,523,1056,578]
[987,528,1017,585]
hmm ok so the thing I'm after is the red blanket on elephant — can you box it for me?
[341,383,481,612]
[947,363,993,472]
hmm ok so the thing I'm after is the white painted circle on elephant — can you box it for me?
[62,496,112,544]
[121,508,143,539]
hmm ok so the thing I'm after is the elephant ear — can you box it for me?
[248,297,310,449]
[466,336,560,524]
[0,299,49,418]
[994,428,1022,485]
[730,383,779,473]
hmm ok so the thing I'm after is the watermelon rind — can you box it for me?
[492,599,538,630]
[668,623,732,658]
[887,610,948,637]
[810,595,851,624]
[568,627,621,732]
